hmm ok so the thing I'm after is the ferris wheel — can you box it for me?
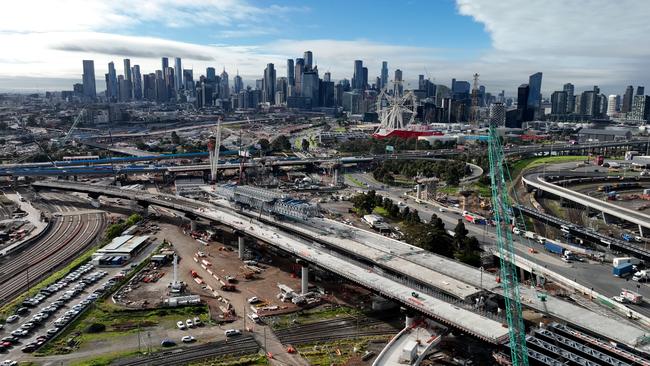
[376,87,418,131]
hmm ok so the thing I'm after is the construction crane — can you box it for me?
[61,109,86,145]
[208,118,223,183]
[487,120,529,366]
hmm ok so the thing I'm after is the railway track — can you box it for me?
[273,316,400,345]
[0,212,105,305]
[113,335,260,366]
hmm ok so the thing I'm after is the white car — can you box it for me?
[176,321,186,330]
[438,207,446,212]
[181,335,196,343]
[1,361,18,366]
[613,296,629,304]
[247,313,261,323]
[247,296,260,304]
[193,317,201,326]
[5,315,19,323]
[224,329,241,337]
[185,319,193,328]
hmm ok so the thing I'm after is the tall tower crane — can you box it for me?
[488,120,529,366]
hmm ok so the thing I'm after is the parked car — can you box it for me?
[247,297,260,304]
[160,339,176,347]
[176,321,186,330]
[181,335,196,343]
[5,316,19,323]
[193,317,201,326]
[185,319,193,328]
[224,329,241,337]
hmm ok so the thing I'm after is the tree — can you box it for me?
[301,138,310,151]
[257,138,270,152]
[171,131,181,145]
[271,135,291,152]
[453,219,468,249]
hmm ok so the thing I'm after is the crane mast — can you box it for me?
[488,121,529,366]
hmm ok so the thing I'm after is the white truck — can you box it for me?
[620,289,643,304]
[633,270,649,282]
[524,231,538,240]
[612,257,643,268]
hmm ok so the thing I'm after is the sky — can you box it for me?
[1,0,649,95]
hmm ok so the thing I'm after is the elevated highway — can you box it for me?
[31,180,650,350]
[522,172,650,237]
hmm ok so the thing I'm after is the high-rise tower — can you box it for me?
[82,60,96,100]
[380,61,388,90]
[174,58,183,90]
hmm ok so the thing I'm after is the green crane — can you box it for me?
[487,123,530,366]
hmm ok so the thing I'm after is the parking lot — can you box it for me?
[1,263,123,358]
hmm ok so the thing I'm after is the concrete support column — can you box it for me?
[639,225,646,238]
[602,211,610,225]
[301,265,309,295]
[190,220,197,232]
[405,315,415,328]
[140,205,148,217]
[416,184,422,200]
[519,267,526,282]
[238,236,245,259]
[332,167,339,187]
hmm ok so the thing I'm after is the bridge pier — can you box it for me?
[238,236,245,259]
[601,211,612,225]
[639,225,646,238]
[190,220,197,231]
[301,264,309,294]
[136,201,149,216]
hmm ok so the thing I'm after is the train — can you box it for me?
[597,182,640,192]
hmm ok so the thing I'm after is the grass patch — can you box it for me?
[372,206,389,217]
[69,349,143,366]
[437,185,459,195]
[509,155,589,180]
[270,305,360,330]
[296,337,389,366]
[345,174,365,188]
[189,354,267,366]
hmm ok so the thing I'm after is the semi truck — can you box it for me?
[633,270,649,282]
[612,257,642,267]
[544,241,564,255]
[613,263,634,277]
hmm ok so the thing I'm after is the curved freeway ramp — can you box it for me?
[523,172,650,235]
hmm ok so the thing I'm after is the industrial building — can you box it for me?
[92,235,150,266]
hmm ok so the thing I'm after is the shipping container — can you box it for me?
[613,263,634,277]
[544,241,564,255]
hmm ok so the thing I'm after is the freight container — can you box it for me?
[544,241,564,255]
[613,263,634,277]
[612,257,642,267]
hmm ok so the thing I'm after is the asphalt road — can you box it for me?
[345,172,650,319]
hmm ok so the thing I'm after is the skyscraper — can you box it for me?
[489,102,506,127]
[161,57,169,71]
[527,72,543,119]
[362,67,368,90]
[622,85,634,113]
[106,61,118,102]
[394,69,403,96]
[206,67,216,83]
[82,60,96,100]
[287,59,295,87]
[174,58,183,91]
[630,95,650,121]
[606,95,617,117]
[219,68,229,99]
[380,61,388,90]
[123,59,131,83]
[263,63,276,104]
[132,65,142,100]
[294,58,304,95]
[637,86,645,96]
[303,51,313,71]
[550,91,567,115]
[516,84,530,125]
[301,68,319,108]
[323,72,331,82]
[353,60,363,90]
[234,72,243,94]
[563,83,574,114]
[122,58,132,101]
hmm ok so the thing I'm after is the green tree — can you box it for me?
[301,138,310,151]
[257,138,271,152]
[271,135,291,152]
[453,219,468,249]
[171,131,181,145]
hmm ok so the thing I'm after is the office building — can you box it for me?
[630,95,650,121]
[287,59,295,86]
[219,69,229,99]
[527,72,543,119]
[637,86,645,96]
[174,58,183,90]
[303,51,313,70]
[563,83,574,114]
[301,68,319,108]
[380,61,388,90]
[132,65,142,100]
[323,72,331,82]
[143,73,156,101]
[352,60,364,90]
[550,91,567,115]
[162,57,169,71]
[394,69,403,96]
[606,95,617,117]
[206,67,216,83]
[622,85,634,113]
[516,84,530,125]
[106,61,118,102]
[182,69,194,94]
[234,72,243,94]
[489,102,506,127]
[294,58,304,95]
[82,60,96,100]
[263,63,276,104]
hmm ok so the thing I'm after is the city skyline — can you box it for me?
[1,0,650,94]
